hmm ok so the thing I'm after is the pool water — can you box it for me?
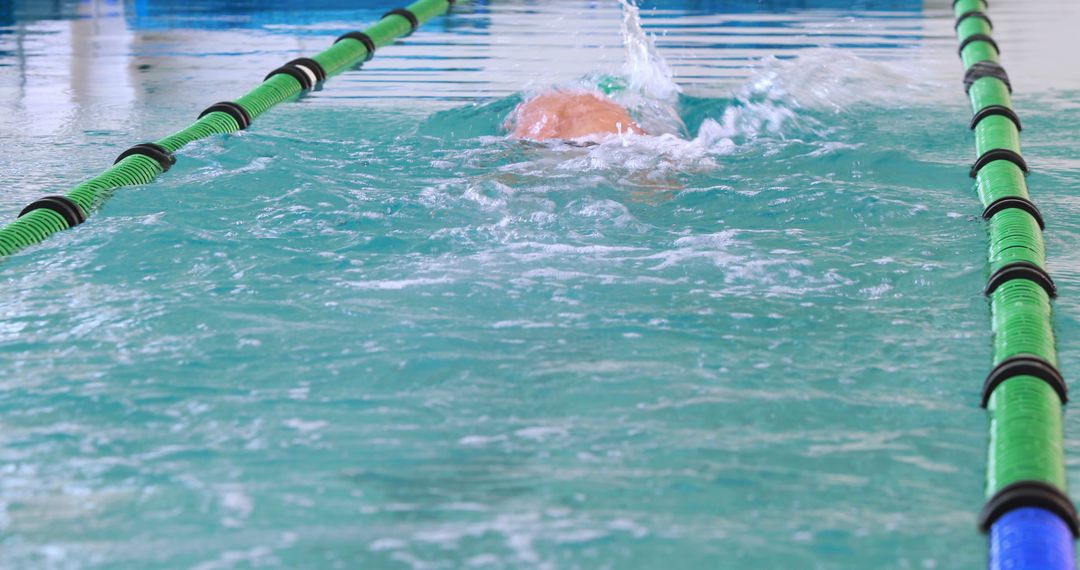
[2,0,1080,568]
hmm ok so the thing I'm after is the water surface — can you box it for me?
[1,0,1080,568]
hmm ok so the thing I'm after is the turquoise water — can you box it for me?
[2,0,1080,568]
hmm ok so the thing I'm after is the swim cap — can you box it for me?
[596,75,627,96]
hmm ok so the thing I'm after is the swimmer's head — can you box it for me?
[506,89,645,142]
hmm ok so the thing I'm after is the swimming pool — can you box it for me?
[2,0,1079,567]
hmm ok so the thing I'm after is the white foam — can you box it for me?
[283,418,327,433]
[343,277,452,290]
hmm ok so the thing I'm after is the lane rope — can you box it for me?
[0,0,455,258]
[954,1,1079,566]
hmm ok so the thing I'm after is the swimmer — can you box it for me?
[507,89,645,142]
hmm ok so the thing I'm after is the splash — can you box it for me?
[616,0,681,105]
[589,0,816,146]
[487,1,882,181]
[610,0,686,137]
[733,51,947,113]
[504,0,692,140]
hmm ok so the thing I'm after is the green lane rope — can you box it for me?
[953,0,1079,540]
[0,0,454,259]
[987,377,1066,491]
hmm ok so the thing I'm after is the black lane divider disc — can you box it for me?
[964,61,1012,93]
[978,480,1080,537]
[955,10,993,30]
[265,65,315,90]
[982,354,1068,407]
[335,31,377,61]
[970,148,1028,178]
[198,101,252,130]
[382,8,419,35]
[982,196,1045,230]
[959,33,1001,56]
[114,143,176,172]
[18,195,87,228]
[287,58,326,83]
[970,104,1022,131]
[985,261,1057,298]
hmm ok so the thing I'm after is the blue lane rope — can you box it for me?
[990,508,1077,570]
